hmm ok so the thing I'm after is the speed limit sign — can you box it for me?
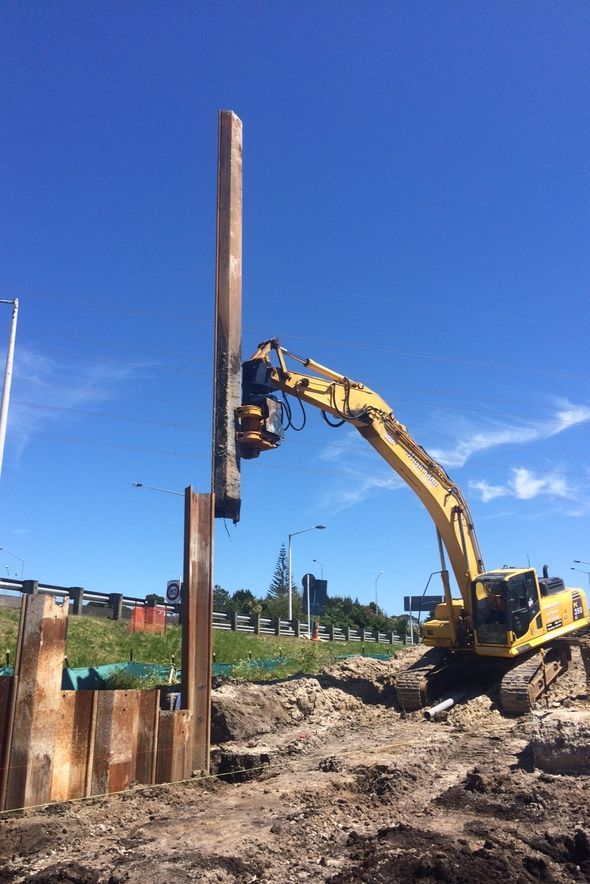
[166,580,182,604]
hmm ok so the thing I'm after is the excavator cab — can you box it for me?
[472,569,542,651]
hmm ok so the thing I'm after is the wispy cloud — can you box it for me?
[430,400,590,468]
[7,345,141,462]
[470,467,572,503]
[317,430,404,512]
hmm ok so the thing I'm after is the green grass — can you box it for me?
[0,607,401,678]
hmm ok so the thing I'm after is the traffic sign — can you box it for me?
[166,580,182,604]
[404,595,442,612]
[302,574,328,615]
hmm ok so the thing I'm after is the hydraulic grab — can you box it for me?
[236,338,590,713]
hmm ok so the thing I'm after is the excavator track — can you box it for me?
[397,640,575,715]
[395,649,450,711]
[500,642,570,714]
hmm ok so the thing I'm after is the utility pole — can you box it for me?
[0,298,18,481]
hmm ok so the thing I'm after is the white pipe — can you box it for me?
[424,697,454,720]
[0,298,18,480]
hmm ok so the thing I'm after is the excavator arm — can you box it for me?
[237,339,484,630]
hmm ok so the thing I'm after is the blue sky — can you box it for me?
[1,2,589,613]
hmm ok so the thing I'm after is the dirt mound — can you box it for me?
[446,692,503,729]
[532,710,590,774]
[211,677,370,743]
[436,766,552,822]
[327,823,553,883]
[211,654,411,744]
[318,655,399,703]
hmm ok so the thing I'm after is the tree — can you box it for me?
[213,585,231,610]
[268,544,296,599]
[229,588,260,614]
[145,593,164,605]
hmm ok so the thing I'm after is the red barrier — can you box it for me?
[130,607,166,634]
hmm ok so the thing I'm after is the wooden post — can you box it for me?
[68,586,84,615]
[181,489,214,775]
[108,593,124,620]
[4,595,68,811]
[212,110,243,523]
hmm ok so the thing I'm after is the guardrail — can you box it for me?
[0,578,417,645]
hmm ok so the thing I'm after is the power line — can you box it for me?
[12,399,202,430]
[4,285,589,381]
[250,275,550,326]
[7,427,590,483]
[21,344,211,376]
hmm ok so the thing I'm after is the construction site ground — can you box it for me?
[2,645,590,884]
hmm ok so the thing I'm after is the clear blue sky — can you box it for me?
[1,2,589,613]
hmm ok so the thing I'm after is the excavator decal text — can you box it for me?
[406,450,439,487]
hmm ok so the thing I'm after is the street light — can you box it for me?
[574,560,590,566]
[0,547,24,578]
[288,525,326,621]
[132,482,184,497]
[409,569,444,645]
[0,298,19,481]
[374,570,383,613]
[313,559,324,579]
[571,566,590,589]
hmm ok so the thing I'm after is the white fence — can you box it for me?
[212,610,415,645]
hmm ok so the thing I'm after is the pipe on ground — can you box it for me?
[424,697,455,720]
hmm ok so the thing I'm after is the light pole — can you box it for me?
[0,547,24,578]
[574,560,590,567]
[132,482,184,497]
[374,570,383,613]
[411,569,444,645]
[287,525,326,621]
[417,570,444,627]
[313,559,324,579]
[0,298,19,481]
[571,566,590,590]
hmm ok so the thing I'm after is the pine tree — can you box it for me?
[268,543,295,599]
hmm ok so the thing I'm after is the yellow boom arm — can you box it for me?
[237,339,485,619]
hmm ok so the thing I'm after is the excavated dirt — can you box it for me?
[2,646,590,883]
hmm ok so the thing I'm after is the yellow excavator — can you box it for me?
[236,338,590,713]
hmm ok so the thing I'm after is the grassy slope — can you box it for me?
[0,608,401,677]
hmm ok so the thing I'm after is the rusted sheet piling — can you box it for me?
[212,109,243,522]
[182,489,214,775]
[155,710,192,784]
[52,691,95,801]
[5,595,68,810]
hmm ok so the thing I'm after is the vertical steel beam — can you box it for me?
[212,110,243,523]
[181,489,214,775]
